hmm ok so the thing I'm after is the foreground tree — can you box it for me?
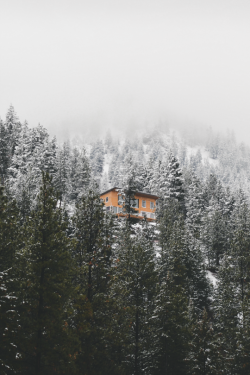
[17,173,76,374]
[72,190,118,374]
[112,219,158,375]
[186,309,221,375]
[0,187,21,374]
[154,226,191,375]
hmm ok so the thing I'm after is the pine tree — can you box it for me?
[118,159,140,223]
[0,187,21,374]
[186,309,221,375]
[108,153,119,186]
[70,147,90,201]
[0,186,20,271]
[212,200,250,373]
[185,173,204,238]
[201,198,231,268]
[17,173,76,374]
[154,265,190,375]
[183,231,211,314]
[0,269,19,375]
[212,255,239,374]
[72,190,118,374]
[39,136,58,179]
[90,140,104,180]
[166,152,185,205]
[158,198,184,274]
[0,119,9,184]
[5,105,22,158]
[54,141,71,202]
[155,208,191,375]
[7,123,58,219]
[143,157,156,194]
[112,220,158,375]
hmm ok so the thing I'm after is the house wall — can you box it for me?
[100,190,157,216]
[134,193,156,214]
[100,189,122,208]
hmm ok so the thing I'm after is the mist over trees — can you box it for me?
[1,106,250,374]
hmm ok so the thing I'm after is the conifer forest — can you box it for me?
[2,105,250,375]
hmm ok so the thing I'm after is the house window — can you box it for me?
[142,200,146,208]
[113,206,118,214]
[106,206,110,211]
[118,207,123,213]
[131,199,139,208]
[150,201,154,209]
[118,195,123,205]
[141,211,147,217]
[106,197,109,202]
[150,213,155,219]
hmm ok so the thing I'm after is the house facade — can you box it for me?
[100,187,158,221]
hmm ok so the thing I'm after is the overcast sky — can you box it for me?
[0,0,250,141]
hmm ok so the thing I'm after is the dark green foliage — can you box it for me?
[187,309,221,375]
[0,120,9,184]
[3,112,250,374]
[212,201,250,374]
[17,173,76,374]
[155,212,191,375]
[0,187,20,374]
[0,187,20,271]
[54,141,71,202]
[72,190,119,374]
[69,147,90,201]
[154,274,190,375]
[112,220,158,375]
[118,166,140,224]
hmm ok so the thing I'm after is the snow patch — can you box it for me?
[206,270,218,287]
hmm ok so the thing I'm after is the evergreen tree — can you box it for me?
[156,207,191,375]
[185,173,204,238]
[186,309,220,375]
[17,173,76,374]
[70,147,90,201]
[108,153,119,186]
[119,159,140,223]
[0,186,20,271]
[0,119,9,184]
[166,152,185,206]
[0,187,21,374]
[154,258,190,375]
[201,197,231,268]
[183,231,211,314]
[5,105,22,158]
[112,220,158,375]
[40,136,58,178]
[90,140,104,180]
[54,141,71,202]
[212,200,250,373]
[72,190,118,374]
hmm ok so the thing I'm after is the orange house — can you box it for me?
[100,187,159,221]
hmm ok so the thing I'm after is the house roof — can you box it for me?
[100,187,159,200]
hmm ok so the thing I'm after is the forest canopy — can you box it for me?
[1,106,250,374]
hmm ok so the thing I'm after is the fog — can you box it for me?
[0,0,250,142]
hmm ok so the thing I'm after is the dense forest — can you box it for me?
[1,105,250,374]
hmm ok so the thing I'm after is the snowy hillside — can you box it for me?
[83,125,250,199]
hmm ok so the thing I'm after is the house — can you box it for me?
[100,187,159,221]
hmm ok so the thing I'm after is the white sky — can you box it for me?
[0,0,250,141]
